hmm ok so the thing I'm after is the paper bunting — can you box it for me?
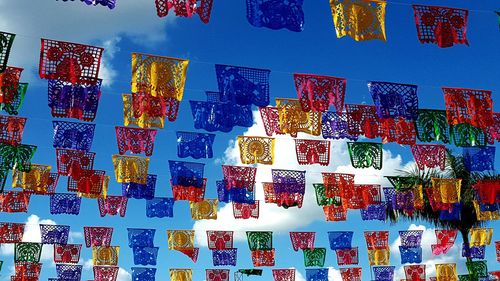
[67,169,106,196]
[131,53,188,101]
[487,112,500,144]
[56,148,95,176]
[259,106,284,136]
[127,228,155,248]
[190,199,218,220]
[176,131,215,159]
[321,112,358,141]
[313,184,338,206]
[54,243,81,263]
[1,82,28,115]
[251,249,275,266]
[79,0,116,9]
[132,267,156,281]
[0,66,22,104]
[218,181,254,204]
[247,231,273,250]
[56,264,82,280]
[373,266,395,281]
[276,98,321,137]
[40,224,69,244]
[340,267,362,281]
[347,142,382,170]
[474,180,500,205]
[415,109,451,143]
[400,230,423,247]
[133,246,159,266]
[0,143,37,172]
[146,197,175,218]
[272,269,295,281]
[473,201,499,221]
[0,191,31,212]
[132,92,180,122]
[123,174,157,200]
[206,231,233,250]
[306,268,328,281]
[431,178,462,204]
[215,64,270,107]
[470,228,493,246]
[303,248,326,267]
[50,193,81,215]
[330,0,386,41]
[336,247,358,265]
[431,230,457,256]
[233,201,259,219]
[361,203,386,221]
[439,203,462,221]
[172,178,207,202]
[380,117,417,145]
[52,120,95,151]
[0,222,25,243]
[328,231,353,250]
[168,230,195,250]
[47,79,101,121]
[97,195,128,217]
[400,246,422,264]
[294,73,346,112]
[263,182,279,204]
[84,226,113,247]
[112,155,149,184]
[444,87,493,129]
[155,0,213,23]
[115,126,157,156]
[364,231,389,250]
[238,136,275,165]
[345,104,380,138]
[463,146,495,171]
[452,122,487,147]
[123,94,165,128]
[462,243,485,259]
[436,263,457,281]
[323,206,347,221]
[92,246,119,265]
[322,172,354,199]
[368,81,419,120]
[206,269,230,281]
[290,232,315,252]
[39,38,103,84]
[271,169,306,208]
[222,165,256,191]
[12,164,51,193]
[212,248,237,266]
[246,0,304,32]
[169,160,205,188]
[466,260,488,280]
[190,98,253,133]
[0,115,26,145]
[411,144,446,170]
[404,264,426,281]
[178,247,199,262]
[170,268,193,281]
[14,262,42,280]
[497,241,500,262]
[14,242,42,262]
[94,266,119,281]
[294,139,330,165]
[367,248,390,266]
[0,32,14,73]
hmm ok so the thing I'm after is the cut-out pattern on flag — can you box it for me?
[123,174,157,200]
[0,115,26,145]
[212,248,237,266]
[272,269,296,281]
[112,155,149,184]
[496,241,500,262]
[116,126,157,156]
[347,142,382,170]
[238,136,275,165]
[368,81,419,120]
[260,106,284,136]
[294,73,346,112]
[276,98,321,137]
[452,122,487,147]
[56,264,82,280]
[466,260,488,280]
[294,139,330,165]
[206,231,234,250]
[330,0,386,42]
[0,222,25,243]
[0,143,37,172]
[364,231,389,250]
[313,184,338,206]
[218,181,254,204]
[132,267,156,281]
[443,87,493,129]
[215,64,270,107]
[168,230,195,250]
[132,92,180,122]
[190,199,217,220]
[303,248,326,267]
[123,94,165,128]
[12,164,51,194]
[322,172,354,200]
[0,67,23,104]
[440,204,461,221]
[247,231,273,250]
[413,5,469,48]
[411,144,446,170]
[177,131,215,159]
[146,197,174,218]
[321,112,358,141]
[54,243,82,263]
[97,195,128,217]
[462,243,485,259]
[0,191,31,212]
[0,32,15,73]
[94,266,119,281]
[431,229,457,255]
[172,178,207,202]
[251,249,275,266]
[52,121,95,151]
[290,232,315,251]
[79,0,117,9]
[233,200,259,219]
[206,269,230,281]
[328,231,353,250]
[473,179,500,205]
[324,205,347,222]
[404,264,426,281]
[415,109,451,143]
[345,104,380,138]
[56,148,95,177]
[128,228,155,247]
[39,38,103,84]
[222,165,256,191]
[272,169,306,208]
[436,263,457,281]
[463,146,495,171]
[1,82,28,115]
[306,268,328,281]
[367,248,390,266]
[40,224,70,244]
[380,117,416,145]
[400,246,422,264]
[473,201,499,221]
[340,267,362,281]
[373,266,395,281]
[14,242,42,262]
[336,247,358,265]
[169,160,205,188]
[84,226,113,247]
[133,246,159,266]
[470,228,493,246]
[155,0,214,23]
[400,230,423,247]
[431,178,462,204]
[486,112,500,144]
[50,193,81,215]
[246,0,304,32]
[14,261,42,280]
[361,203,386,221]
[131,53,188,100]
[48,79,102,121]
[92,246,119,265]
[67,169,105,195]
[170,268,193,281]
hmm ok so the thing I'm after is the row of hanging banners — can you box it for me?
[0,15,499,281]
[60,0,500,48]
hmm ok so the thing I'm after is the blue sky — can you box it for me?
[0,0,499,280]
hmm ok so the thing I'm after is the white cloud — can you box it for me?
[0,0,174,85]
[193,110,412,245]
[117,267,132,281]
[328,267,342,280]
